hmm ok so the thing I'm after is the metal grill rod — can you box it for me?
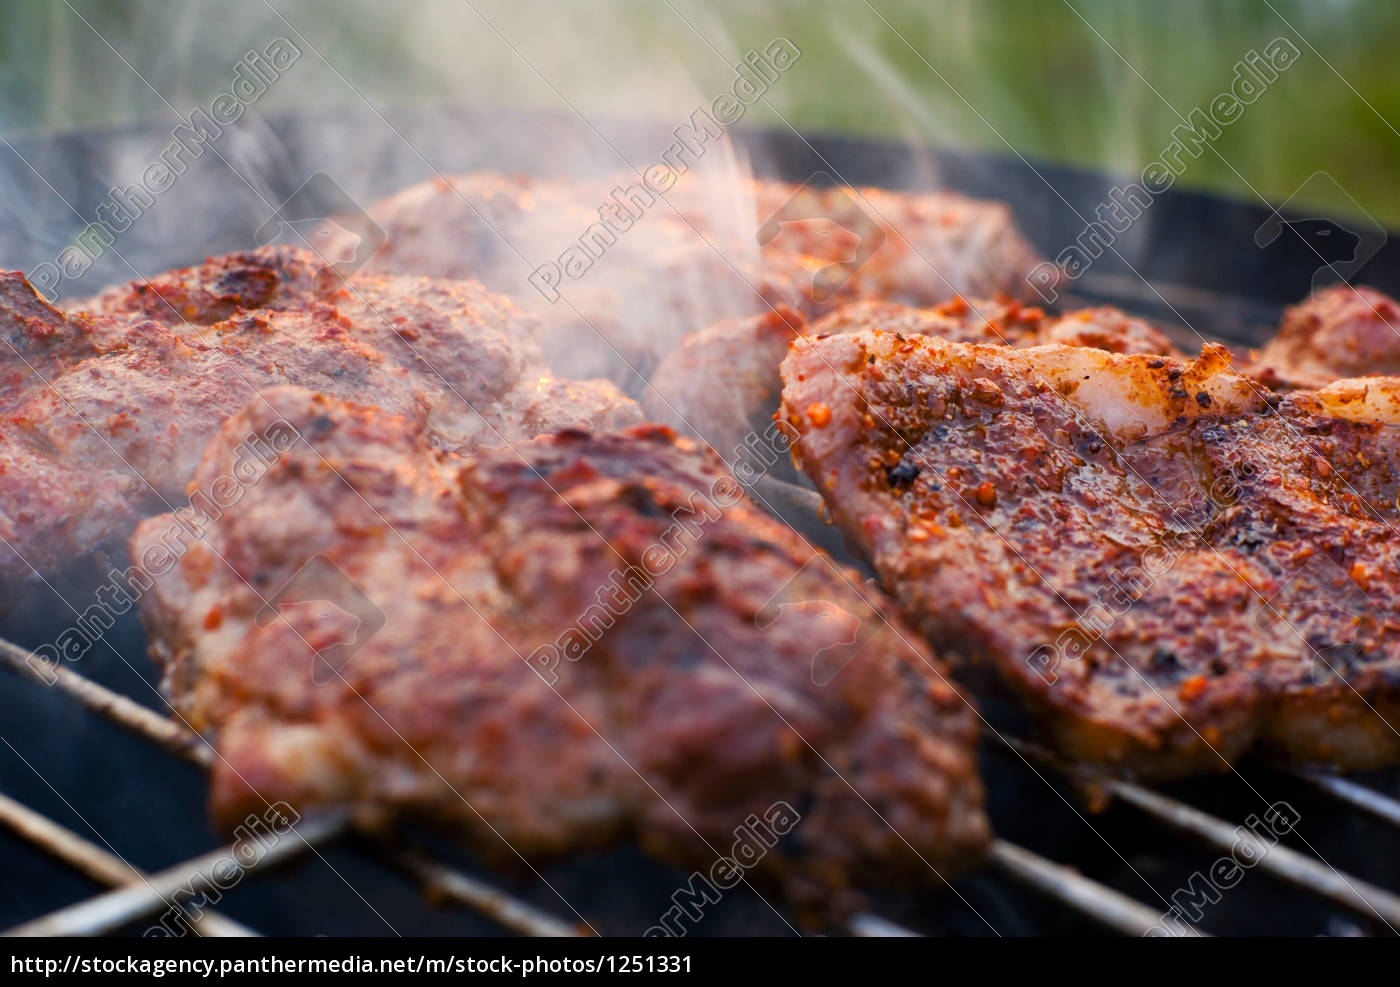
[391,850,583,938]
[0,635,1185,937]
[750,476,825,517]
[847,913,921,937]
[0,641,593,936]
[0,790,255,937]
[3,812,347,937]
[0,639,213,767]
[1284,766,1400,832]
[988,733,1400,929]
[1108,779,1400,929]
[986,839,1196,937]
[0,639,957,937]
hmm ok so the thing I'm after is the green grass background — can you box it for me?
[3,0,1398,225]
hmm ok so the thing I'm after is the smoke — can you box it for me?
[0,3,796,356]
[0,0,1057,484]
[8,0,1250,426]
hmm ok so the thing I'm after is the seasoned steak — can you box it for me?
[1249,284,1400,388]
[646,295,1178,469]
[0,247,638,597]
[782,331,1400,777]
[131,387,989,914]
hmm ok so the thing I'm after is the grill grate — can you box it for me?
[10,603,1400,935]
[0,629,1218,937]
[3,486,1400,936]
[0,791,253,937]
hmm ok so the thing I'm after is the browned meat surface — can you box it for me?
[75,244,331,324]
[726,180,1058,307]
[782,332,1400,777]
[803,296,1049,344]
[320,172,774,385]
[1038,305,1181,355]
[1249,284,1400,388]
[327,172,1054,383]
[644,305,808,466]
[132,387,989,915]
[821,297,1179,357]
[646,295,1178,468]
[0,247,638,597]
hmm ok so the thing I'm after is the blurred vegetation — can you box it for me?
[2,0,1398,224]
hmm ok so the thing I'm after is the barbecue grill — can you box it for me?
[2,107,1400,937]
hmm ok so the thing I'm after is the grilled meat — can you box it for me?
[811,296,1179,356]
[319,171,776,385]
[0,247,638,596]
[1036,305,1182,355]
[644,305,809,470]
[75,244,331,324]
[646,295,1178,471]
[724,180,1058,307]
[328,172,1054,384]
[800,296,1050,344]
[1249,284,1400,388]
[131,387,989,914]
[782,331,1400,777]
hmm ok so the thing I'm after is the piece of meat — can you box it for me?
[327,172,1055,385]
[1038,306,1181,355]
[730,180,1058,307]
[0,247,639,597]
[73,246,643,447]
[319,172,775,386]
[1248,284,1400,388]
[644,306,808,468]
[73,244,332,324]
[646,295,1179,471]
[782,331,1400,777]
[131,387,989,916]
[501,368,648,442]
[806,296,1050,345]
[810,296,1180,357]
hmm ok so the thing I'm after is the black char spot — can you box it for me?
[886,461,921,488]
